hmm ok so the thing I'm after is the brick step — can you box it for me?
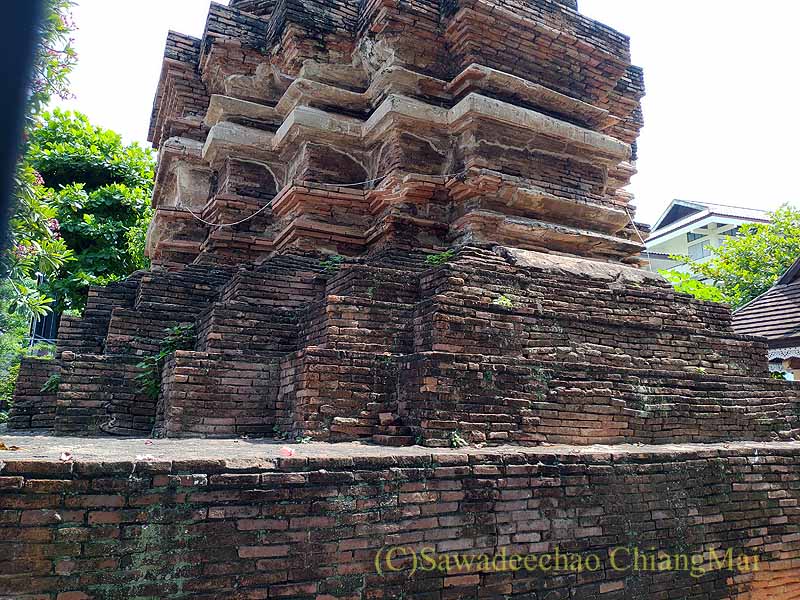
[134,265,233,312]
[274,348,398,443]
[105,309,192,356]
[325,264,420,304]
[196,301,299,354]
[395,351,800,447]
[328,415,380,437]
[372,434,416,446]
[7,358,59,431]
[57,278,141,356]
[219,268,325,308]
[413,292,767,378]
[366,249,433,271]
[53,353,153,437]
[255,254,325,273]
[378,425,412,436]
[155,351,279,438]
[330,423,374,436]
[301,295,414,353]
[426,295,749,343]
[419,250,733,335]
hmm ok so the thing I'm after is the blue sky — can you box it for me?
[53,0,800,226]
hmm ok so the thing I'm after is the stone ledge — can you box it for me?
[1,434,798,469]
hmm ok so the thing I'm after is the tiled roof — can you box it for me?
[733,258,800,344]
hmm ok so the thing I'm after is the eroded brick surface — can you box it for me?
[11,247,800,445]
[0,442,798,599]
[10,0,793,444]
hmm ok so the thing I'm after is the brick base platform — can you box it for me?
[1,435,798,599]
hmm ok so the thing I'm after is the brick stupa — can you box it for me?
[4,2,800,597]
[12,0,799,445]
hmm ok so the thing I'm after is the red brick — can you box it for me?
[238,545,290,558]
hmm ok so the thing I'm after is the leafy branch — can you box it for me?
[425,249,455,267]
[320,255,344,274]
[41,372,61,394]
[135,324,196,401]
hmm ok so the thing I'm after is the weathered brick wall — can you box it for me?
[267,0,359,71]
[325,264,420,304]
[399,352,800,447]
[270,186,372,256]
[216,158,277,202]
[7,358,59,431]
[199,5,271,96]
[55,354,153,437]
[203,3,270,53]
[9,272,143,430]
[358,0,448,78]
[134,266,233,319]
[230,0,277,17]
[277,0,360,40]
[219,258,324,307]
[299,296,414,353]
[416,249,768,379]
[56,277,140,358]
[441,0,581,18]
[196,302,298,355]
[12,246,799,445]
[443,0,631,105]
[148,32,210,147]
[26,266,238,437]
[275,347,400,441]
[0,444,798,599]
[155,351,281,438]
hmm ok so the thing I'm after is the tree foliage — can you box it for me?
[27,0,77,126]
[0,0,80,419]
[659,269,725,303]
[662,204,800,309]
[28,109,153,190]
[0,282,31,370]
[28,110,155,312]
[2,0,78,318]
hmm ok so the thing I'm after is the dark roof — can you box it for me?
[733,257,800,344]
[657,202,700,230]
[649,199,770,240]
[778,258,800,285]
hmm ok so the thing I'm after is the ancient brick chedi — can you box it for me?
[3,1,800,597]
[11,0,800,445]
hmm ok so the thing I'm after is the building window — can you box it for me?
[687,232,705,243]
[711,226,742,248]
[688,242,712,260]
[721,226,741,238]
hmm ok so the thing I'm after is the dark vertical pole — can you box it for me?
[0,0,45,249]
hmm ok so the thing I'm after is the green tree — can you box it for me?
[659,270,725,303]
[0,0,79,420]
[662,204,800,309]
[0,282,31,371]
[2,0,77,318]
[27,0,77,125]
[28,110,155,312]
